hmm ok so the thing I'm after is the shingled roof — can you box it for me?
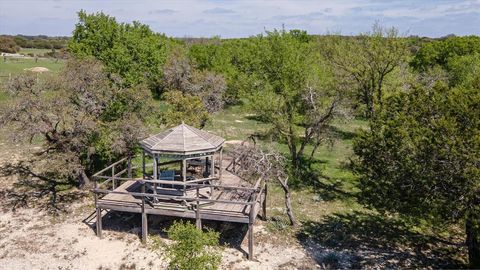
[140,123,225,155]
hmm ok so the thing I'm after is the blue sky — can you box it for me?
[0,0,479,38]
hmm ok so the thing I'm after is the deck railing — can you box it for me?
[91,156,265,222]
[91,155,266,260]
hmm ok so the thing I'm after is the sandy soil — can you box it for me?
[0,144,320,270]
[0,204,318,270]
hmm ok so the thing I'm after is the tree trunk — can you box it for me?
[466,211,480,268]
[78,169,90,188]
[278,177,297,227]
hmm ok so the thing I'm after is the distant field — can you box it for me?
[18,48,53,56]
[0,57,65,82]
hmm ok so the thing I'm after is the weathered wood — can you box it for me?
[248,187,256,260]
[248,202,254,260]
[96,202,251,223]
[96,207,102,239]
[210,155,215,177]
[94,179,98,206]
[140,123,224,156]
[182,159,187,196]
[153,156,158,202]
[219,147,223,179]
[111,166,116,189]
[93,157,129,177]
[141,182,147,244]
[96,178,113,189]
[205,157,209,174]
[94,188,253,206]
[127,157,132,178]
[92,154,265,260]
[113,168,127,178]
[142,151,146,179]
[94,176,257,191]
[262,183,267,221]
[196,187,201,229]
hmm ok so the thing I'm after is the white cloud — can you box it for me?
[0,0,478,37]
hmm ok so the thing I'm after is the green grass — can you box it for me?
[206,104,272,140]
[0,57,65,82]
[206,105,465,267]
[18,48,53,56]
[206,105,366,222]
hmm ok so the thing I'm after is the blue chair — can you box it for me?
[159,170,175,188]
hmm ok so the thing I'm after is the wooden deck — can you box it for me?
[97,168,264,223]
[92,155,266,260]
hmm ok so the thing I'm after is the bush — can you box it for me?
[161,90,210,128]
[165,221,221,270]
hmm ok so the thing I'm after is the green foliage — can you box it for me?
[354,83,479,221]
[165,221,221,270]
[163,46,226,113]
[232,30,341,171]
[161,90,210,128]
[353,83,480,266]
[446,53,480,88]
[187,40,240,103]
[411,35,480,71]
[322,24,409,118]
[68,10,171,91]
[289,29,312,43]
[0,59,151,187]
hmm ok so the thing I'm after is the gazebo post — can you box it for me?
[182,158,187,196]
[142,150,146,179]
[153,155,158,202]
[210,154,215,177]
[219,147,223,179]
[139,123,226,204]
[205,157,209,174]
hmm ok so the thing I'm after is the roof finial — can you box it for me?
[181,120,185,125]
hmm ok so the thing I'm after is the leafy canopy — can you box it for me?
[1,58,151,187]
[354,83,479,222]
[240,30,342,171]
[68,10,171,91]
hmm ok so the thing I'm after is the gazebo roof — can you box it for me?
[140,123,225,155]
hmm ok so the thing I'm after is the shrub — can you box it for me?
[165,221,221,270]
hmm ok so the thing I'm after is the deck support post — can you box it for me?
[248,223,253,260]
[248,206,254,260]
[248,191,256,260]
[141,182,147,244]
[195,187,201,229]
[142,151,146,179]
[96,207,103,239]
[262,183,267,221]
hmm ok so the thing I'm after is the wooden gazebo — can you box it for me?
[139,123,224,200]
[91,123,267,259]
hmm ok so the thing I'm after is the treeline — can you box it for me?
[1,10,479,267]
[0,35,69,53]
[65,13,480,268]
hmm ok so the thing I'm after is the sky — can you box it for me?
[0,0,479,38]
